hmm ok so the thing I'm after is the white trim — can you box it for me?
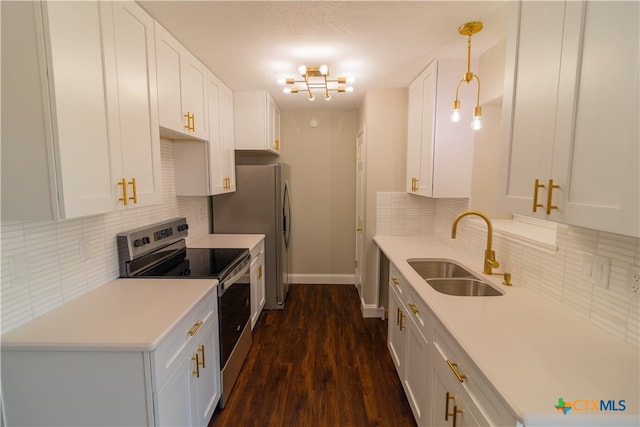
[290,274,355,285]
[361,299,381,318]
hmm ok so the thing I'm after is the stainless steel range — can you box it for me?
[117,217,251,408]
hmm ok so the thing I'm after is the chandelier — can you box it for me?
[278,65,354,101]
[451,21,483,131]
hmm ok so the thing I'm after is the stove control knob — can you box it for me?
[142,237,151,244]
[177,224,189,232]
[133,239,143,247]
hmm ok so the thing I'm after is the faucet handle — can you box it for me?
[494,272,512,286]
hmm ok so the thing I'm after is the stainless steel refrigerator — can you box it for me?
[212,163,291,309]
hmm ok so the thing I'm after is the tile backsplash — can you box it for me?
[1,139,209,334]
[377,192,640,348]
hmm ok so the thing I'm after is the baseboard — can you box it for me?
[291,274,355,285]
[361,300,382,318]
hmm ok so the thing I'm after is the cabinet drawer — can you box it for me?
[434,324,517,427]
[389,263,406,298]
[151,287,217,390]
[404,285,434,343]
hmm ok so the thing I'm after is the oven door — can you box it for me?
[218,257,251,369]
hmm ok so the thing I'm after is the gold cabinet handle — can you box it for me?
[391,277,400,287]
[446,360,467,383]
[128,178,137,204]
[198,344,205,369]
[258,264,263,279]
[184,112,195,132]
[452,405,463,427]
[408,302,420,315]
[399,309,405,331]
[445,392,455,421]
[188,321,203,336]
[396,307,401,326]
[356,227,363,231]
[532,179,545,212]
[546,179,559,215]
[192,353,200,378]
[274,139,280,150]
[410,177,419,192]
[118,178,128,205]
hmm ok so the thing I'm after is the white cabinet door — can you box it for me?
[387,285,406,376]
[234,91,281,154]
[501,0,639,237]
[405,59,475,198]
[155,23,208,140]
[553,1,639,236]
[250,241,266,330]
[501,1,567,218]
[106,1,162,208]
[155,349,197,427]
[404,317,431,426]
[193,319,221,427]
[430,360,484,427]
[43,1,118,218]
[174,73,236,196]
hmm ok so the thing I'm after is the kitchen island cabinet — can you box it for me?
[1,1,161,221]
[190,234,266,330]
[1,279,220,427]
[376,235,639,426]
[501,0,639,237]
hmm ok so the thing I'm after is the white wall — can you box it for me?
[358,89,408,308]
[278,109,358,283]
[0,138,210,333]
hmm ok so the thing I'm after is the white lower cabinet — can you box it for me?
[387,262,518,427]
[250,239,266,330]
[1,287,220,427]
[155,315,220,427]
[388,270,433,426]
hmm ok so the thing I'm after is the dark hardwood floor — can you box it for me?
[208,284,417,427]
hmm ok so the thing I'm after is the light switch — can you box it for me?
[581,253,610,288]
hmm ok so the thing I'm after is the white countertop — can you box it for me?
[375,235,639,426]
[190,233,264,250]
[1,278,217,352]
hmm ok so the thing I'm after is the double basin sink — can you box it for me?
[408,259,503,297]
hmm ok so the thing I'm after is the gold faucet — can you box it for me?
[451,210,500,275]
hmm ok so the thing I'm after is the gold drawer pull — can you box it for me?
[408,303,420,315]
[128,177,137,204]
[399,309,405,331]
[188,321,203,336]
[391,277,400,286]
[446,360,467,382]
[445,392,455,421]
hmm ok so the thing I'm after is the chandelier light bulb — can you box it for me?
[277,77,286,86]
[319,64,329,75]
[451,109,461,123]
[324,94,332,101]
[308,93,315,101]
[298,65,307,75]
[471,115,483,131]
[282,87,292,94]
[345,86,354,93]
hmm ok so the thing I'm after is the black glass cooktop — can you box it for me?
[137,247,249,279]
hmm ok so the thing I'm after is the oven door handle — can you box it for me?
[218,260,250,295]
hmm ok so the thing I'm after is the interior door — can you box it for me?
[355,128,366,297]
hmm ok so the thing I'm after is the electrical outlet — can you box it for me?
[581,253,610,288]
[629,265,640,296]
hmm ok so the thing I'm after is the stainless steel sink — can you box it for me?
[408,260,474,279]
[408,259,503,297]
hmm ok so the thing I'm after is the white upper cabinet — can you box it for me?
[174,72,236,196]
[234,91,281,154]
[104,1,162,208]
[501,0,639,237]
[406,59,476,198]
[1,1,161,221]
[155,23,208,141]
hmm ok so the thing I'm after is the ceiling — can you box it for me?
[138,1,510,110]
